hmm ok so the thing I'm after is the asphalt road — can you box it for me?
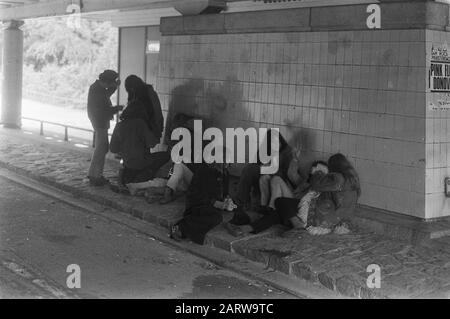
[0,174,294,299]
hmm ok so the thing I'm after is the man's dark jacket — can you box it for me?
[87,80,117,129]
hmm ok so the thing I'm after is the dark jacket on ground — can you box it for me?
[87,80,117,129]
[185,164,223,210]
[110,102,159,170]
[177,164,224,245]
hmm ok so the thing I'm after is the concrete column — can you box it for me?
[1,20,24,129]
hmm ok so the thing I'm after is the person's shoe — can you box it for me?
[159,187,177,205]
[169,225,184,242]
[127,184,138,196]
[290,216,307,230]
[224,222,244,237]
[229,206,251,225]
[100,176,110,183]
[127,184,147,197]
[307,226,331,236]
[257,206,274,216]
[334,222,351,235]
[88,176,110,187]
[281,228,305,238]
[110,183,130,195]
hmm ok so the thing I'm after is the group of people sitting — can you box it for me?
[169,144,361,245]
[87,70,361,246]
[225,151,361,239]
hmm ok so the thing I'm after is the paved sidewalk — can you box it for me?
[1,128,450,299]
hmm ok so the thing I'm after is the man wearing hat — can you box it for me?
[87,70,123,186]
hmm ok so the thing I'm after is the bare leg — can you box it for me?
[161,163,193,204]
[268,176,294,209]
[259,175,272,206]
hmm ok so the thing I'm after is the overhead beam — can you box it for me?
[0,0,247,21]
[0,0,38,5]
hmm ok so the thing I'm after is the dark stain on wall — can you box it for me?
[165,76,253,172]
[164,78,204,144]
[328,34,352,55]
[165,75,325,172]
[166,76,250,130]
[382,48,394,65]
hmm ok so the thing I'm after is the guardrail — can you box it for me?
[22,117,98,147]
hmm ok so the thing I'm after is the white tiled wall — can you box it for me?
[156,29,429,218]
[425,30,450,219]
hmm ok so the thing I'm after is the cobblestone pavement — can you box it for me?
[0,175,291,299]
[1,128,450,299]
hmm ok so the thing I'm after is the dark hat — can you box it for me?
[99,70,119,83]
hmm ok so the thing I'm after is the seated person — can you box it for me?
[258,144,306,214]
[226,161,328,236]
[227,163,261,225]
[110,102,170,193]
[228,131,291,226]
[264,154,360,236]
[169,158,236,245]
[295,162,329,227]
[306,153,361,235]
[273,161,329,230]
[155,113,201,204]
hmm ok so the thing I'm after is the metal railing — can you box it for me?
[22,117,98,147]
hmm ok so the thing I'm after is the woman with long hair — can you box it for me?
[306,153,361,234]
[110,75,169,191]
[122,75,164,141]
[122,75,152,125]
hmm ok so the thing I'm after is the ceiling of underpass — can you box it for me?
[0,0,381,26]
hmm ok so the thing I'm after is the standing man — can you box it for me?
[87,70,123,186]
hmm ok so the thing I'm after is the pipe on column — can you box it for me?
[1,20,24,129]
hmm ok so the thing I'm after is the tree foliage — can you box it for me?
[13,17,118,109]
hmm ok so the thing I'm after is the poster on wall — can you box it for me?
[146,40,160,54]
[429,44,450,110]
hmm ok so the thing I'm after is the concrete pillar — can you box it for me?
[1,20,24,129]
